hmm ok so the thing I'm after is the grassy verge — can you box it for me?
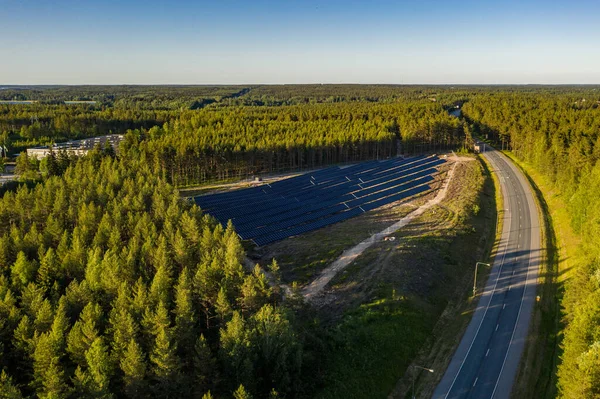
[502,151,580,399]
[310,157,498,399]
[389,154,502,399]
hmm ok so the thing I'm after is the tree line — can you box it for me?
[116,101,463,185]
[5,99,465,185]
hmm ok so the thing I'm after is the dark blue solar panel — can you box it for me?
[252,207,365,246]
[194,155,445,246]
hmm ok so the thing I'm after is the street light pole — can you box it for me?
[411,365,434,399]
[473,262,491,297]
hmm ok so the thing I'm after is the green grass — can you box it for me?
[312,158,499,399]
[501,151,579,399]
[316,296,433,399]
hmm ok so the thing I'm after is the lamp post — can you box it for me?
[473,262,491,297]
[411,365,434,399]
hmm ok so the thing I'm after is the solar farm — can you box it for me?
[195,155,446,246]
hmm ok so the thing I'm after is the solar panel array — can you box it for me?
[195,155,445,246]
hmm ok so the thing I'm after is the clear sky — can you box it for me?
[1,0,599,84]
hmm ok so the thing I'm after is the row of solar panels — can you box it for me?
[200,155,440,220]
[251,185,431,246]
[236,175,434,239]
[198,155,425,210]
[195,155,445,246]
[204,157,442,225]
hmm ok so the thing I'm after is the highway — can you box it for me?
[433,146,541,399]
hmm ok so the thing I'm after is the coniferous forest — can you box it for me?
[461,92,600,398]
[0,85,599,398]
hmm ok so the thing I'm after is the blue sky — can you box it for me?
[1,0,599,84]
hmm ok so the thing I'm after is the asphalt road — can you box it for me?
[433,146,541,399]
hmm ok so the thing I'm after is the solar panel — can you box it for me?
[194,155,446,245]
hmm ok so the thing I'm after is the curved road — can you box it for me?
[433,146,541,399]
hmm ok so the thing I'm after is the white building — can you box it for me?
[26,134,124,160]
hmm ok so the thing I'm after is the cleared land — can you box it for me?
[315,157,496,399]
[247,155,496,399]
[302,159,458,302]
[249,161,449,287]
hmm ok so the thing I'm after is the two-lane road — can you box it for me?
[433,147,541,399]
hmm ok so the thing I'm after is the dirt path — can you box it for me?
[302,156,464,302]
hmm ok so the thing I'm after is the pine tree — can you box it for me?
[67,302,101,367]
[150,301,180,396]
[238,266,271,315]
[220,312,254,392]
[150,324,180,396]
[34,299,54,334]
[109,306,138,361]
[0,370,23,398]
[172,229,190,268]
[37,248,60,294]
[193,334,216,396]
[40,359,70,399]
[50,297,70,351]
[32,332,69,399]
[223,222,244,290]
[174,267,195,363]
[233,384,252,399]
[120,338,147,398]
[84,337,114,398]
[130,278,148,320]
[14,314,34,355]
[11,251,38,289]
[149,242,172,306]
[250,305,300,395]
[0,235,15,273]
[268,259,281,286]
[215,286,232,323]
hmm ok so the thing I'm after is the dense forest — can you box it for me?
[3,85,600,397]
[0,148,310,398]
[462,90,600,398]
[2,86,465,184]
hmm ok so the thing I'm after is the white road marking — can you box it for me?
[491,172,536,399]
[486,349,490,357]
[503,304,506,309]
[496,324,499,331]
[442,151,513,398]
[473,377,478,387]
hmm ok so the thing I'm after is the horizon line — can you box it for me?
[2,83,600,87]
